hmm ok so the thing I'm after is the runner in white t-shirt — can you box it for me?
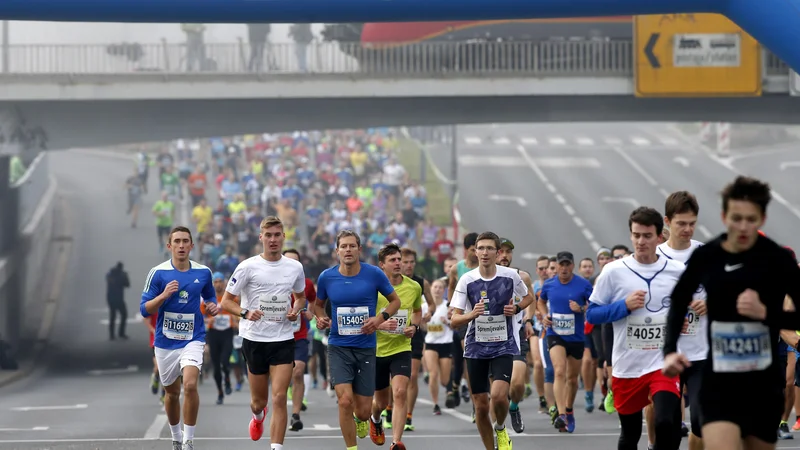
[220,216,308,449]
[586,207,684,450]
[657,191,708,450]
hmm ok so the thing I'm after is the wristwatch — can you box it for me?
[525,319,534,325]
[240,309,249,319]
[412,324,420,332]
[381,311,391,321]
[514,305,522,315]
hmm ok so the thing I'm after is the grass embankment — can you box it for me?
[395,138,452,227]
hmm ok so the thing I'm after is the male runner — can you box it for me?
[283,248,318,432]
[140,226,219,450]
[531,255,551,414]
[664,176,800,450]
[577,257,599,412]
[586,207,684,450]
[445,232,479,411]
[539,251,593,433]
[496,237,535,433]
[219,216,308,450]
[450,231,535,450]
[589,248,613,412]
[369,244,423,450]
[313,230,402,450]
[399,247,435,431]
[657,191,707,450]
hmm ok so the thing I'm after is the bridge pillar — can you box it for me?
[725,0,800,72]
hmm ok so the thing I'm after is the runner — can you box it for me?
[203,272,236,405]
[657,191,707,450]
[450,231,535,450]
[313,230,402,450]
[144,312,166,404]
[399,247,436,431]
[368,244,423,450]
[423,278,453,414]
[586,207,684,450]
[577,257,598,412]
[538,251,593,433]
[140,226,219,450]
[531,255,552,415]
[445,232,479,414]
[664,176,800,450]
[496,237,536,433]
[282,248,318,432]
[219,216,308,449]
[588,248,613,413]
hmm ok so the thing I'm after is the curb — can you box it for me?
[0,192,74,389]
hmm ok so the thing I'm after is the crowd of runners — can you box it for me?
[138,128,800,450]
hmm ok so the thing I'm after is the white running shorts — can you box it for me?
[155,340,205,386]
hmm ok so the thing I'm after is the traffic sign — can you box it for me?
[634,14,762,97]
[791,71,800,96]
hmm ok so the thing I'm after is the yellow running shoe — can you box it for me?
[496,426,513,450]
[354,414,369,439]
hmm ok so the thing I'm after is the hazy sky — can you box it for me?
[5,22,325,45]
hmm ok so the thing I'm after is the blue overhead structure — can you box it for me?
[0,0,798,71]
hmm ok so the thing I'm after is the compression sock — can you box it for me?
[510,401,519,411]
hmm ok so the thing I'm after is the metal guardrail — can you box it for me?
[0,40,790,77]
[12,152,49,230]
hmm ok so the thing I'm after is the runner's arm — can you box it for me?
[422,279,436,312]
[446,263,458,304]
[664,253,704,356]
[585,268,631,326]
[766,257,800,329]
[448,276,473,329]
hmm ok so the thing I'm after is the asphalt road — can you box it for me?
[424,122,800,273]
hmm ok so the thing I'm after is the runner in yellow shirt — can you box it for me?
[368,244,422,450]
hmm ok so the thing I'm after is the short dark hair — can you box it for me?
[536,255,550,264]
[475,231,501,250]
[401,247,417,260]
[548,256,557,263]
[580,257,594,266]
[464,232,479,249]
[721,175,771,215]
[168,226,193,244]
[282,248,300,258]
[629,206,663,236]
[611,244,630,254]
[378,243,402,263]
[665,191,699,219]
[335,229,361,248]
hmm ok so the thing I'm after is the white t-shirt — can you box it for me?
[657,240,708,361]
[383,164,406,186]
[589,255,685,378]
[226,255,306,343]
[425,302,454,345]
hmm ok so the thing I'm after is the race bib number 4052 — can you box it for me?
[626,315,665,351]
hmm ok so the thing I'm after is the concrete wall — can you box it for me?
[8,95,800,151]
[0,152,58,351]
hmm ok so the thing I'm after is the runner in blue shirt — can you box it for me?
[313,229,401,450]
[538,251,593,433]
[140,226,218,450]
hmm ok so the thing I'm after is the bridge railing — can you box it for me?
[2,41,635,75]
[12,151,49,230]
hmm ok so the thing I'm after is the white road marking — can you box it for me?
[516,144,601,252]
[535,157,601,168]
[416,398,474,423]
[573,217,585,227]
[309,424,339,431]
[546,183,557,194]
[660,137,680,146]
[488,194,527,207]
[698,225,713,239]
[673,156,690,167]
[602,197,640,208]
[493,137,511,145]
[555,194,567,204]
[521,137,539,145]
[143,414,167,440]
[99,313,143,325]
[464,136,482,145]
[459,156,526,167]
[0,427,49,432]
[521,252,543,260]
[459,156,600,168]
[631,137,651,146]
[582,229,595,240]
[87,365,139,376]
[548,137,566,146]
[564,205,575,215]
[604,137,623,145]
[612,147,658,187]
[659,188,671,198]
[11,404,87,412]
[576,137,595,146]
[780,161,800,171]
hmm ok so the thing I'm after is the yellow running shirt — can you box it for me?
[376,275,422,357]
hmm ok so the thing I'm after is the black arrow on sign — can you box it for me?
[644,33,661,68]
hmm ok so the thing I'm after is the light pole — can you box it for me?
[2,21,9,73]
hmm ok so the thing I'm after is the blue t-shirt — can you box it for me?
[140,260,216,350]
[540,275,593,342]
[317,263,395,349]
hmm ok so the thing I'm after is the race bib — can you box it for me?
[233,335,244,349]
[552,313,575,336]
[258,293,291,322]
[337,306,369,336]
[626,314,666,350]
[474,315,507,343]
[292,318,302,333]
[382,309,409,335]
[213,314,231,331]
[428,322,445,333]
[682,309,700,336]
[163,312,195,341]
[711,321,772,373]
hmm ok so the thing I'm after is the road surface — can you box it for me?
[424,122,800,273]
